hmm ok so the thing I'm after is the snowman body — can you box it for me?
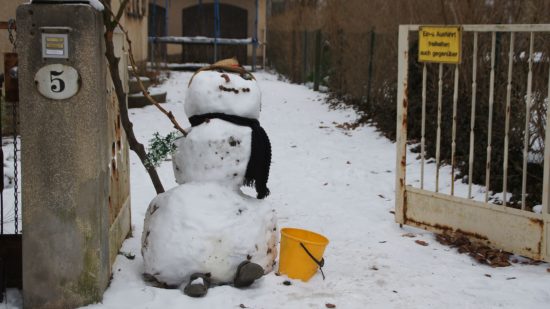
[142,69,277,285]
[172,119,251,189]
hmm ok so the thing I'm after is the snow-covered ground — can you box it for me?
[3,70,549,308]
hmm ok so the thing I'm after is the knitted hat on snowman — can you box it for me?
[186,58,271,199]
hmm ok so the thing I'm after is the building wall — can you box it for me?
[150,0,266,63]
[110,0,149,66]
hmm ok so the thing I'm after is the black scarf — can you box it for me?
[189,113,271,199]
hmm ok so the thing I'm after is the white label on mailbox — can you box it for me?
[34,64,80,100]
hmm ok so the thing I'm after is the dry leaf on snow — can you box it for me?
[415,240,429,246]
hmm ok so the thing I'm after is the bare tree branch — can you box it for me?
[102,0,188,136]
[114,0,131,28]
[100,0,165,194]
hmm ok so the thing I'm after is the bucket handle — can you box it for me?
[300,243,325,280]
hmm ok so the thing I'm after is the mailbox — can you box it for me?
[41,27,70,59]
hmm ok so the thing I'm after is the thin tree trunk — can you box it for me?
[102,4,165,194]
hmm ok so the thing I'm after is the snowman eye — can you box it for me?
[220,74,230,83]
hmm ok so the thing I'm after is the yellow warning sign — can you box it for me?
[418,26,462,64]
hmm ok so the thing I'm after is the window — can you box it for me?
[126,0,148,18]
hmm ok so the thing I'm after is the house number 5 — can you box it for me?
[35,64,80,100]
[49,71,66,93]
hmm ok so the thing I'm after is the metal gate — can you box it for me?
[0,19,22,301]
[395,24,550,262]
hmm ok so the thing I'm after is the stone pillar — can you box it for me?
[17,3,112,308]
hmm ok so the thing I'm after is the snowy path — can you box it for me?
[82,71,549,309]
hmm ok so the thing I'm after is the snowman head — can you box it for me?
[185,58,261,120]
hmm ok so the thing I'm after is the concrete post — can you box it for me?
[17,2,112,308]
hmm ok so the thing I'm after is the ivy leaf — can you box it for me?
[146,131,180,168]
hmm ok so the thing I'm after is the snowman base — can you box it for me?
[141,182,278,286]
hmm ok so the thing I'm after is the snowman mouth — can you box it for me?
[218,85,251,94]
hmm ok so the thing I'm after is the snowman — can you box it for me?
[141,59,277,297]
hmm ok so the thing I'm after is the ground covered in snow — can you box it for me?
[79,70,550,308]
[6,70,549,308]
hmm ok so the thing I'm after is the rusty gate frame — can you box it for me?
[0,19,22,295]
[395,24,550,262]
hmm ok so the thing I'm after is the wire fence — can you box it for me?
[267,0,550,209]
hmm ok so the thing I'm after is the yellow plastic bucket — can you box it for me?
[278,228,329,281]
